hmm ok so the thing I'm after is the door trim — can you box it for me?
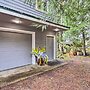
[46,35,56,59]
[0,27,35,64]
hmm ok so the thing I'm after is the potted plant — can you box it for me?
[32,47,48,65]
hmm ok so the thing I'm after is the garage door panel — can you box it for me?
[46,36,54,60]
[0,31,32,71]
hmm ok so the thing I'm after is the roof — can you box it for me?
[0,6,69,30]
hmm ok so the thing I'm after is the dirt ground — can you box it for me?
[0,56,90,90]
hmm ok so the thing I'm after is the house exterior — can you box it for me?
[0,0,68,71]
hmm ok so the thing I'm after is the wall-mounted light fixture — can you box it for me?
[54,28,60,31]
[12,18,22,24]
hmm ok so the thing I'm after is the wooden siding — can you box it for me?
[0,0,50,20]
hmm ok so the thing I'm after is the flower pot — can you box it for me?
[35,56,38,63]
[37,58,44,66]
[73,52,77,56]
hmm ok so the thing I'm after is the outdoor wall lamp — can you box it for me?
[54,28,60,31]
[12,18,22,24]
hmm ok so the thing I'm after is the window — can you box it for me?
[36,0,48,12]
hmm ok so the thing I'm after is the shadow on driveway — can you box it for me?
[48,60,64,66]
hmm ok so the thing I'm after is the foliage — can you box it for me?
[32,47,48,64]
[48,0,90,56]
[32,48,39,57]
[24,0,90,56]
[30,23,47,31]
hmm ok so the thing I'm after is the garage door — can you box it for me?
[46,36,54,60]
[0,31,32,71]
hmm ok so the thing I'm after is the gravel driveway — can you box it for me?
[1,57,90,90]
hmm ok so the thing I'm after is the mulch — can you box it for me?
[1,57,90,90]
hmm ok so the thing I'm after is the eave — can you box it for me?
[0,7,69,31]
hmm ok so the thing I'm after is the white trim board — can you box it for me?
[46,35,56,59]
[0,8,68,30]
[0,27,36,64]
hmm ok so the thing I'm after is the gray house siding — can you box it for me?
[0,21,56,66]
[0,0,68,71]
[0,21,56,48]
[0,21,56,71]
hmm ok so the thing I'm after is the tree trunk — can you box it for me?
[82,30,87,56]
[60,32,64,54]
[57,33,60,52]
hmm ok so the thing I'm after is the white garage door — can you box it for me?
[0,31,32,71]
[46,36,54,60]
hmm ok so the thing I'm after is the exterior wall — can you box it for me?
[0,22,56,50]
[0,0,65,71]
[35,29,56,48]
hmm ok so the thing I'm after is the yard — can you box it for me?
[0,56,90,90]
